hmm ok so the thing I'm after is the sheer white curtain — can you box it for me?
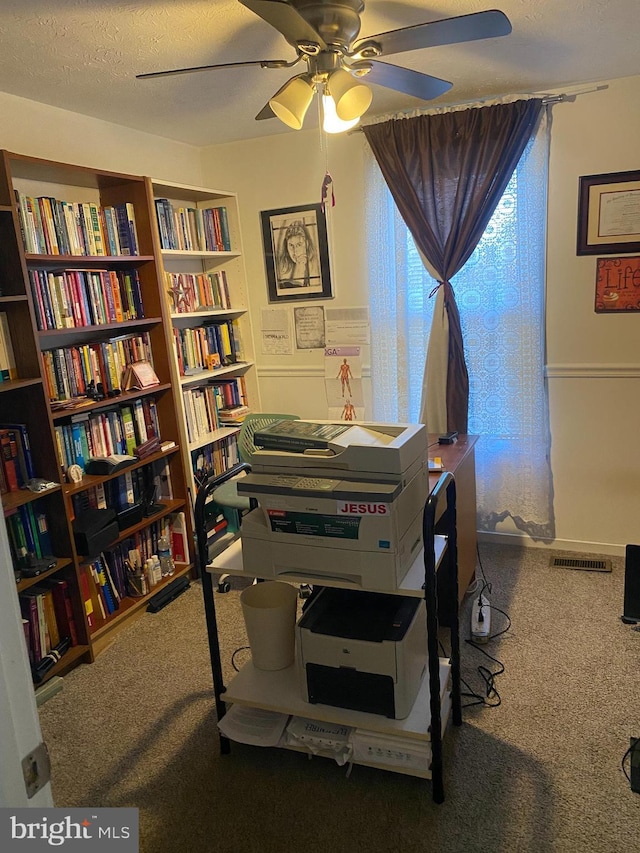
[365,110,555,540]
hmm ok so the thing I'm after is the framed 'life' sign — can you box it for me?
[595,256,640,312]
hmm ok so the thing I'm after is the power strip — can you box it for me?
[471,594,491,643]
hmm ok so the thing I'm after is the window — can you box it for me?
[364,112,555,539]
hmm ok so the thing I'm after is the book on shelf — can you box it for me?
[1,429,21,491]
[15,193,141,258]
[0,311,17,381]
[6,502,55,569]
[218,405,250,425]
[39,578,79,647]
[18,586,61,663]
[167,270,231,313]
[170,511,189,563]
[253,420,350,452]
[0,424,36,484]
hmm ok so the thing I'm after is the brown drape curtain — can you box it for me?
[363,99,544,432]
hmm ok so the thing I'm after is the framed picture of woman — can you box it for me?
[261,203,333,302]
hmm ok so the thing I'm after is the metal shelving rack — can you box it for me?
[195,466,462,803]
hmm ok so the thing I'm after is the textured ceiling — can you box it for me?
[0,1,637,147]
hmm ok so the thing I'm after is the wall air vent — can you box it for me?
[550,556,612,573]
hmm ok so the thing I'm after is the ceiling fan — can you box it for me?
[137,1,512,132]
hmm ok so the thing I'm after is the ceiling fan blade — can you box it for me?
[351,10,512,59]
[137,58,294,80]
[240,0,327,49]
[255,101,276,121]
[352,61,451,101]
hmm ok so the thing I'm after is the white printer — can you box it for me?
[296,587,427,720]
[236,420,428,591]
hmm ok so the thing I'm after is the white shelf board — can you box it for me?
[222,658,450,742]
[171,309,245,321]
[161,249,240,260]
[188,425,241,453]
[206,535,448,598]
[180,361,254,385]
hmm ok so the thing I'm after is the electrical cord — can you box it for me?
[621,738,639,786]
[457,544,512,708]
[231,645,251,671]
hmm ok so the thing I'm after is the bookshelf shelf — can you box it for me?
[38,316,164,339]
[62,446,180,497]
[0,377,43,394]
[0,149,195,684]
[180,361,255,386]
[2,484,62,513]
[16,557,74,593]
[42,643,92,683]
[50,383,172,421]
[161,249,240,260]
[188,426,240,454]
[148,177,261,508]
[25,254,156,265]
[90,560,192,640]
[106,498,186,550]
[0,294,29,304]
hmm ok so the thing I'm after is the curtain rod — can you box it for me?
[352,83,608,132]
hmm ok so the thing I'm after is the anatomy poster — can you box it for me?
[325,346,364,421]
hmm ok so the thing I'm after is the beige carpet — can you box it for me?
[39,543,640,853]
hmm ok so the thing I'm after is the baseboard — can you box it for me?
[477,530,625,557]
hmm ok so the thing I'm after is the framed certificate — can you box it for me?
[577,170,640,255]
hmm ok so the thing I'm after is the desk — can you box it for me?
[429,434,479,600]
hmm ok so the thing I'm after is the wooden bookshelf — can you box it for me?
[0,150,195,686]
[146,178,261,507]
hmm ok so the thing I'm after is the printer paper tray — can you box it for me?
[207,535,448,597]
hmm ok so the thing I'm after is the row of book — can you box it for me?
[0,424,35,494]
[182,377,247,445]
[7,501,53,567]
[29,267,144,330]
[72,462,158,521]
[173,320,241,376]
[155,198,230,252]
[79,514,189,629]
[55,398,159,473]
[192,433,240,486]
[74,456,172,515]
[167,270,231,313]
[15,193,140,257]
[42,332,153,402]
[19,578,78,669]
[0,311,17,382]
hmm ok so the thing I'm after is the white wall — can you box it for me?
[545,75,640,552]
[202,75,640,554]
[0,91,203,184]
[200,130,372,418]
[2,77,640,553]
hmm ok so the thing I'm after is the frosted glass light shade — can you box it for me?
[329,68,372,121]
[269,76,315,130]
[322,94,360,134]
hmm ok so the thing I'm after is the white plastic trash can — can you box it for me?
[240,581,298,670]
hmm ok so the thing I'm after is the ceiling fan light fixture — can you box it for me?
[269,75,315,130]
[328,67,372,122]
[321,93,360,134]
